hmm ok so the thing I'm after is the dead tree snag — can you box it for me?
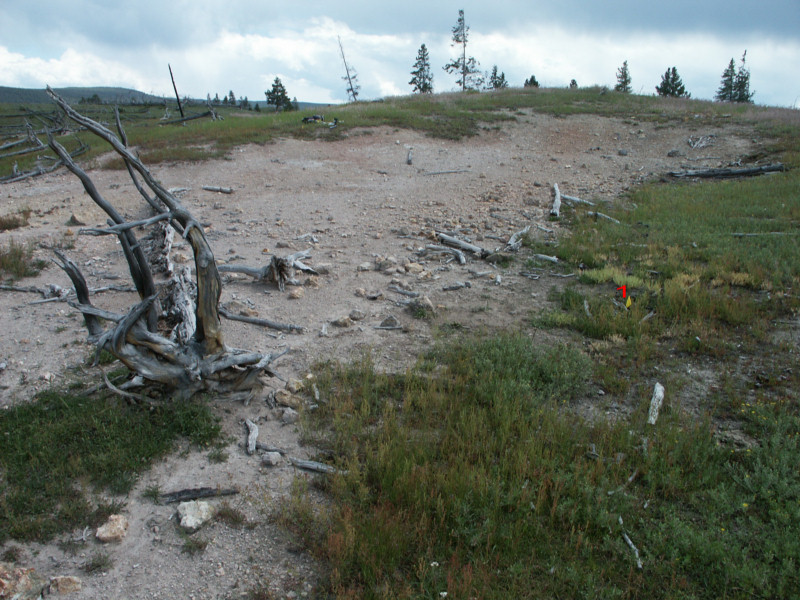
[44,87,284,399]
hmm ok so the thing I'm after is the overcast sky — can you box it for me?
[1,1,799,107]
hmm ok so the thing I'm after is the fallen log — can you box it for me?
[504,225,531,252]
[422,244,467,265]
[587,211,621,225]
[561,193,595,206]
[219,307,303,334]
[436,232,490,259]
[669,163,785,179]
[161,487,238,504]
[218,249,317,291]
[202,185,234,194]
[287,457,343,474]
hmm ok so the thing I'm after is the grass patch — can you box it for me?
[83,552,113,574]
[0,391,221,543]
[0,209,31,232]
[284,334,800,598]
[180,533,209,555]
[0,239,47,279]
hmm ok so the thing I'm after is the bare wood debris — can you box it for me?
[647,382,665,425]
[669,163,785,179]
[42,87,288,399]
[218,249,318,292]
[202,185,234,194]
[160,487,238,504]
[550,183,562,217]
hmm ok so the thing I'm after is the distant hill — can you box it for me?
[0,86,336,112]
[0,86,167,105]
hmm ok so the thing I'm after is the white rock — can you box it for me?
[177,501,215,533]
[281,408,299,425]
[96,514,128,543]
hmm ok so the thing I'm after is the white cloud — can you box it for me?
[1,16,798,107]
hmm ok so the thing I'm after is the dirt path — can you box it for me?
[0,110,762,598]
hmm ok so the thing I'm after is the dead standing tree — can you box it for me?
[44,87,285,400]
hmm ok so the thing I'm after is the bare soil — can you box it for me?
[0,110,764,599]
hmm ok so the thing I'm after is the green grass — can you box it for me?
[278,335,800,599]
[5,87,797,176]
[0,391,221,543]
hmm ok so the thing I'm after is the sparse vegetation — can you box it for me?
[83,552,113,573]
[0,391,221,543]
[0,239,47,279]
[0,209,31,232]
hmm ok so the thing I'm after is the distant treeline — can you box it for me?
[0,86,167,106]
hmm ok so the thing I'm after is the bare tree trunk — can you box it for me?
[44,87,285,399]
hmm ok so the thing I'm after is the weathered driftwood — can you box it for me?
[388,285,420,298]
[732,231,793,238]
[218,308,302,334]
[620,516,644,570]
[587,211,621,225]
[161,487,238,504]
[647,382,665,425]
[287,457,342,474]
[436,232,490,259]
[550,183,562,217]
[218,249,317,291]
[669,163,785,178]
[44,87,285,399]
[422,244,467,265]
[504,225,531,252]
[533,253,559,264]
[245,419,259,455]
[561,193,595,206]
[423,169,470,176]
[202,185,234,194]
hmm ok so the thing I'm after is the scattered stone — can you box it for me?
[667,149,681,157]
[354,287,367,298]
[409,296,435,316]
[65,213,87,226]
[618,149,629,156]
[286,379,305,394]
[378,315,400,328]
[331,316,353,328]
[304,276,320,288]
[289,288,305,300]
[276,240,293,249]
[281,408,299,425]
[349,309,366,321]
[275,389,303,409]
[0,563,45,599]
[177,501,215,533]
[404,262,424,274]
[314,263,332,275]
[96,515,128,543]
[366,290,384,300]
[357,262,373,272]
[261,452,283,466]
[49,575,82,594]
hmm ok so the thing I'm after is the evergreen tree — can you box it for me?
[655,67,690,98]
[715,58,736,102]
[254,103,261,112]
[292,97,299,111]
[409,43,434,93]
[733,51,754,103]
[228,90,236,105]
[716,51,754,103]
[615,60,632,93]
[569,79,578,89]
[221,95,228,106]
[488,65,508,90]
[523,75,539,88]
[443,9,483,90]
[213,93,220,105]
[265,77,293,111]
